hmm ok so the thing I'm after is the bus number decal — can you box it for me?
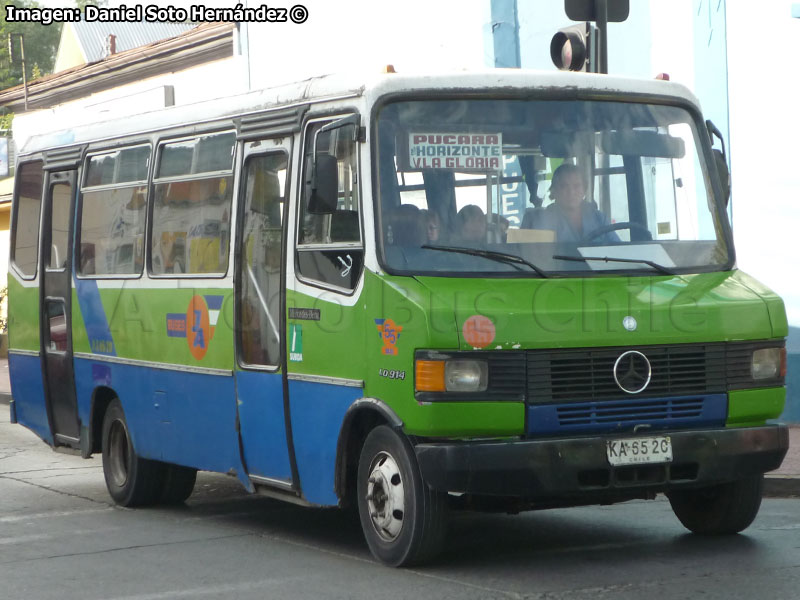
[378,369,406,380]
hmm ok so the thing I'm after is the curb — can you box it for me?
[764,475,800,499]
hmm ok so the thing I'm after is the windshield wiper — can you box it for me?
[553,254,676,276]
[423,245,549,278]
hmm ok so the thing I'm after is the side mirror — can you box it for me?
[307,115,360,215]
[706,120,730,206]
[308,153,338,214]
[712,148,730,205]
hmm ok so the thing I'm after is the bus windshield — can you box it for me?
[375,98,730,277]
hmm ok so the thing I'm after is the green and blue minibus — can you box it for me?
[8,70,789,566]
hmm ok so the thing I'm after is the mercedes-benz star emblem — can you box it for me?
[623,316,637,331]
[613,350,651,394]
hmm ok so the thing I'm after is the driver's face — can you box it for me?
[553,172,585,209]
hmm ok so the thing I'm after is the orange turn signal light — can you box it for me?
[415,360,446,392]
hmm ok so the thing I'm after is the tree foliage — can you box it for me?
[1,0,63,91]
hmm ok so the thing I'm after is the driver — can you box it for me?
[526,163,619,243]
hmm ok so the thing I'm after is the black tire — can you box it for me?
[667,474,764,535]
[159,464,197,504]
[357,425,448,566]
[101,399,165,507]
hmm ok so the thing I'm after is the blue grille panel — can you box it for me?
[527,394,728,435]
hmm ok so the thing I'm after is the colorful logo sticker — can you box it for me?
[289,324,303,362]
[375,318,403,356]
[169,295,224,360]
[166,313,187,338]
[462,315,496,349]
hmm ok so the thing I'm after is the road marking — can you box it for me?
[0,533,52,545]
[0,507,113,523]
[102,576,305,599]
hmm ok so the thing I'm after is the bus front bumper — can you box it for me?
[414,425,789,497]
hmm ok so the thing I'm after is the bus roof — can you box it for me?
[18,69,701,157]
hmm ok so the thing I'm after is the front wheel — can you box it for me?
[101,399,165,507]
[667,474,764,535]
[357,425,448,566]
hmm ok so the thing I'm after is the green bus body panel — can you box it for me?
[285,288,367,381]
[7,276,40,351]
[414,270,781,350]
[727,387,786,428]
[71,285,235,368]
[350,269,784,437]
[401,402,524,437]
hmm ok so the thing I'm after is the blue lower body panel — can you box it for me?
[9,353,51,444]
[288,380,361,506]
[236,370,292,482]
[73,358,246,478]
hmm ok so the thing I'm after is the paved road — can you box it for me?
[2,410,800,600]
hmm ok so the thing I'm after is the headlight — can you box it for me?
[751,347,784,380]
[445,360,488,392]
[415,359,488,392]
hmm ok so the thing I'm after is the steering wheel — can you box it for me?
[583,221,652,242]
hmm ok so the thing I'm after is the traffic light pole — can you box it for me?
[595,0,608,74]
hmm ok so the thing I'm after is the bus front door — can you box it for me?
[40,170,80,448]
[234,141,295,489]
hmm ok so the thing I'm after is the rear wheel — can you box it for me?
[159,464,197,504]
[667,474,764,535]
[357,425,448,566]
[101,399,165,507]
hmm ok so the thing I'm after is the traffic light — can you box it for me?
[550,23,591,71]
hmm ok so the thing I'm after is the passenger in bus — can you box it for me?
[520,192,545,229]
[527,163,619,243]
[390,204,426,246]
[421,209,443,244]
[454,204,487,245]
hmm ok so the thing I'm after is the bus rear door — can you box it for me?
[40,167,80,449]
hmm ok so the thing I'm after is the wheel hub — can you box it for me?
[366,451,405,541]
[108,420,130,488]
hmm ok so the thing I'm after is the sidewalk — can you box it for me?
[0,357,797,496]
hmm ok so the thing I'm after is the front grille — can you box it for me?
[528,344,731,404]
[556,397,706,426]
[527,394,728,434]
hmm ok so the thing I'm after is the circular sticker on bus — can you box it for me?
[462,315,496,349]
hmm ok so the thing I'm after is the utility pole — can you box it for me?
[7,33,28,110]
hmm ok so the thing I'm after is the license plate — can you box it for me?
[606,436,672,466]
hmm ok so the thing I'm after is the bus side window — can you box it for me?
[296,119,363,290]
[11,160,45,278]
[79,146,150,276]
[238,153,287,367]
[151,132,235,276]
